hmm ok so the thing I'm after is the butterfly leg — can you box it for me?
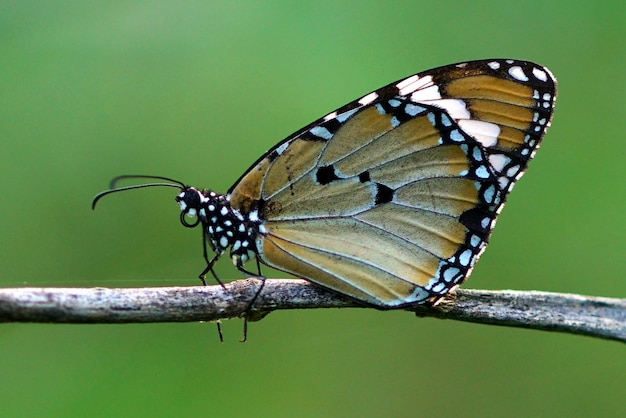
[238,257,265,342]
[200,228,226,288]
[199,229,225,342]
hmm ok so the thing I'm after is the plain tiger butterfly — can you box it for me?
[94,59,557,315]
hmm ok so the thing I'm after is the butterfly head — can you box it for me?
[175,186,206,228]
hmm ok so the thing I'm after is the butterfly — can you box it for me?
[94,59,557,314]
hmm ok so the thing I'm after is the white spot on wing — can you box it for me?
[358,92,379,106]
[506,165,521,177]
[405,103,423,116]
[336,108,359,123]
[475,165,490,179]
[428,98,471,120]
[396,75,419,91]
[472,146,483,161]
[458,119,500,147]
[310,126,333,140]
[532,67,548,82]
[276,142,289,155]
[409,85,441,101]
[323,111,337,121]
[431,283,446,293]
[483,184,496,203]
[398,75,435,96]
[459,249,472,266]
[509,66,529,82]
[450,129,464,142]
[488,61,500,70]
[443,267,460,283]
[488,154,509,173]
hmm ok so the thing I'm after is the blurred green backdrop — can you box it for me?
[1,1,624,417]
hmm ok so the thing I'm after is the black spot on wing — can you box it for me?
[316,165,339,185]
[375,183,394,205]
[459,207,493,239]
[265,150,280,162]
[358,171,371,183]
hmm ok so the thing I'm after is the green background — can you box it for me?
[1,1,624,417]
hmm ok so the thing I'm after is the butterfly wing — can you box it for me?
[229,59,557,307]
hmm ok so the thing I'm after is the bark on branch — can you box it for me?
[0,279,624,343]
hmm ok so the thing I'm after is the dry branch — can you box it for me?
[0,279,624,343]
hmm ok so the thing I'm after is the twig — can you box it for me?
[0,279,624,343]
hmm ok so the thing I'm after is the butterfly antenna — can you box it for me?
[92,175,187,209]
[108,175,187,189]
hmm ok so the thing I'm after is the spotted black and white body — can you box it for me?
[95,59,557,310]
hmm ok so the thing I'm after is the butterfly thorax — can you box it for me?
[176,187,261,266]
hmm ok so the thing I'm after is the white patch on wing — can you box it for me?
[323,111,337,121]
[276,142,290,155]
[409,85,441,102]
[426,98,471,120]
[336,108,359,123]
[396,75,419,90]
[405,103,423,116]
[458,119,500,147]
[509,66,529,82]
[398,75,434,96]
[532,67,548,82]
[488,154,510,173]
[358,92,379,105]
[310,126,333,140]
